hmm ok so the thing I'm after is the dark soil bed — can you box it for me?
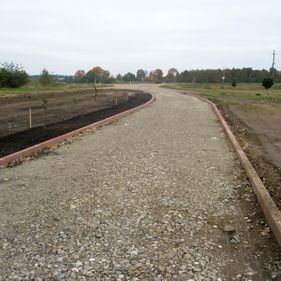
[0,92,152,158]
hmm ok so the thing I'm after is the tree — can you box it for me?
[136,69,146,81]
[85,70,96,83]
[116,73,123,81]
[231,79,237,87]
[39,69,53,86]
[144,70,148,80]
[149,69,163,83]
[262,77,274,89]
[123,72,135,82]
[74,70,86,83]
[86,66,111,83]
[0,62,29,88]
[108,75,115,83]
[166,68,179,83]
[103,70,110,81]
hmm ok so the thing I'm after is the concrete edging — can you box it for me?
[197,95,281,246]
[0,95,155,168]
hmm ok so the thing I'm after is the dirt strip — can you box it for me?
[197,96,281,246]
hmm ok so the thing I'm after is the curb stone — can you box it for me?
[196,94,281,246]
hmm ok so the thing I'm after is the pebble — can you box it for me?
[223,224,236,233]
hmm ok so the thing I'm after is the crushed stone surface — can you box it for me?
[0,84,280,280]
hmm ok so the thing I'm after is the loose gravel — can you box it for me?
[0,84,280,280]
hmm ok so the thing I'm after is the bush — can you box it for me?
[231,79,237,87]
[0,62,29,88]
[262,77,274,89]
[39,69,53,86]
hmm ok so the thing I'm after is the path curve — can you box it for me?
[0,84,280,280]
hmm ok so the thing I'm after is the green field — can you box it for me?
[162,83,281,105]
[0,82,111,97]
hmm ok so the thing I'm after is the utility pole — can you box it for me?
[271,50,277,79]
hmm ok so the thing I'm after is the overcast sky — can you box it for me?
[0,0,280,75]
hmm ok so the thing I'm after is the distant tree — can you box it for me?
[86,66,111,83]
[85,70,96,83]
[103,70,110,82]
[123,72,135,83]
[108,75,115,83]
[136,69,146,81]
[166,68,179,83]
[144,70,149,80]
[149,69,163,83]
[116,73,123,81]
[262,77,274,89]
[74,70,86,83]
[0,62,29,88]
[93,66,104,82]
[39,69,53,86]
[231,79,237,87]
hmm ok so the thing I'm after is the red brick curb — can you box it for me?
[197,95,281,246]
[0,95,155,168]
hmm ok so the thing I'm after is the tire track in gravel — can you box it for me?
[0,84,280,280]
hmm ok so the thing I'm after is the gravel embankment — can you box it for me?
[0,84,280,280]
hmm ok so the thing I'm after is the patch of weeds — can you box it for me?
[72,96,81,105]
[239,103,275,114]
[42,98,48,110]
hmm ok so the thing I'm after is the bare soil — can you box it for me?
[216,101,281,209]
[0,89,151,157]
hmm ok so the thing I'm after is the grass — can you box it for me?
[162,83,281,105]
[0,82,112,97]
[238,103,279,114]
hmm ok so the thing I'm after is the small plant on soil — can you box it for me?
[72,96,81,105]
[42,98,48,110]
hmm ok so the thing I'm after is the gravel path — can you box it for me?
[0,84,280,280]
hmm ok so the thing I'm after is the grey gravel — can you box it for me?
[0,84,280,280]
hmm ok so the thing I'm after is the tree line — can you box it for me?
[1,62,280,89]
[75,66,281,84]
[74,67,180,84]
[177,68,281,83]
